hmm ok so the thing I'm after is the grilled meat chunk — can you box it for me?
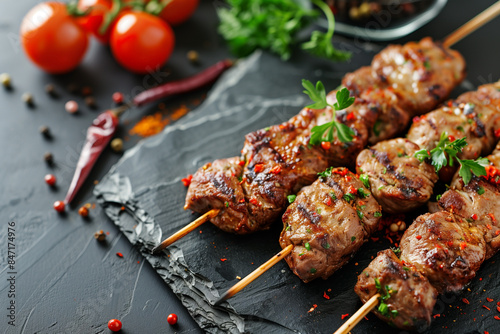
[279,167,382,282]
[487,141,500,167]
[184,157,251,233]
[400,212,486,293]
[408,82,500,159]
[355,250,438,332]
[356,138,438,213]
[344,38,466,116]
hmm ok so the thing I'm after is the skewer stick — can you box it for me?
[151,209,220,254]
[443,1,500,48]
[333,293,381,334]
[214,244,294,306]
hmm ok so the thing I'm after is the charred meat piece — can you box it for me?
[279,167,382,282]
[408,82,500,159]
[356,138,438,214]
[437,171,500,259]
[371,37,465,116]
[184,157,251,234]
[487,141,500,167]
[400,211,486,293]
[354,249,438,332]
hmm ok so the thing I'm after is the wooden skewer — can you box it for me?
[443,1,500,48]
[151,209,220,254]
[214,244,294,306]
[333,293,380,334]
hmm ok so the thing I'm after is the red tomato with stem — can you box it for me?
[110,11,174,74]
[158,0,199,26]
[20,2,89,74]
[77,0,113,44]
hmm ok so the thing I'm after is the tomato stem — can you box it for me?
[98,0,123,35]
[66,0,92,17]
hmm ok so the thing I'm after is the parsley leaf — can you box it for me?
[360,174,370,188]
[318,166,333,179]
[301,0,351,61]
[458,158,488,185]
[303,80,356,145]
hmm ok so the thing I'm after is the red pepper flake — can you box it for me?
[495,129,500,138]
[332,168,348,176]
[323,291,330,300]
[471,214,478,220]
[462,298,470,304]
[488,213,497,223]
[371,237,379,242]
[220,258,227,262]
[341,314,349,320]
[480,277,483,281]
[448,135,455,142]
[460,242,467,250]
[433,314,441,319]
[270,165,282,174]
[484,331,489,334]
[321,141,331,150]
[447,100,453,107]
[181,175,193,187]
[497,306,500,313]
[249,198,260,206]
[495,316,500,320]
[416,235,422,240]
[346,112,355,121]
[446,241,454,247]
[325,197,332,206]
[348,185,357,194]
[116,252,123,258]
[239,199,245,203]
[487,297,494,302]
[238,160,245,166]
[483,305,491,311]
[308,304,318,313]
[345,175,352,181]
[254,164,264,173]
[496,230,500,236]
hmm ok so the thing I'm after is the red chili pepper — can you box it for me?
[341,314,349,320]
[133,59,233,107]
[254,164,264,173]
[471,214,478,220]
[346,112,355,121]
[238,160,245,167]
[416,235,422,240]
[64,110,120,205]
[270,165,281,174]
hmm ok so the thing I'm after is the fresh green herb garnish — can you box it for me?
[403,266,410,271]
[391,247,401,255]
[310,268,317,274]
[436,194,442,201]
[318,166,333,179]
[225,202,229,208]
[360,174,370,188]
[287,194,297,203]
[303,81,355,145]
[374,211,382,218]
[330,192,337,200]
[357,188,370,198]
[414,132,487,185]
[305,242,311,251]
[343,193,356,202]
[301,0,351,61]
[477,186,485,195]
[373,279,398,318]
[357,210,364,219]
[322,242,330,249]
[285,225,291,231]
[351,236,356,242]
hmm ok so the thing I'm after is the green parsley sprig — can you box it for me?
[302,80,355,145]
[414,132,487,185]
[301,0,352,61]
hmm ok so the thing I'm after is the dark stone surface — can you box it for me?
[1,0,500,333]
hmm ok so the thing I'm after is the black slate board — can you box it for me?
[94,47,500,334]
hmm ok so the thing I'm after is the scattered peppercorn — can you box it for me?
[45,83,58,97]
[389,223,399,233]
[110,138,123,152]
[187,50,199,64]
[44,174,56,186]
[81,86,92,96]
[65,100,79,114]
[39,125,51,139]
[53,200,65,213]
[167,313,178,325]
[78,206,89,218]
[84,96,97,109]
[107,319,122,332]
[22,92,34,106]
[94,230,106,242]
[1,73,12,88]
[44,152,54,165]
[112,92,124,104]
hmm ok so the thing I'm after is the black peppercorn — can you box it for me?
[44,152,54,165]
[39,125,52,139]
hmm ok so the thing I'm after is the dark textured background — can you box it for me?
[1,1,500,333]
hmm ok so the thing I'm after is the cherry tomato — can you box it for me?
[107,318,122,332]
[20,2,89,73]
[167,313,178,325]
[44,174,57,186]
[110,12,174,74]
[53,200,65,213]
[77,0,113,44]
[158,0,199,26]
